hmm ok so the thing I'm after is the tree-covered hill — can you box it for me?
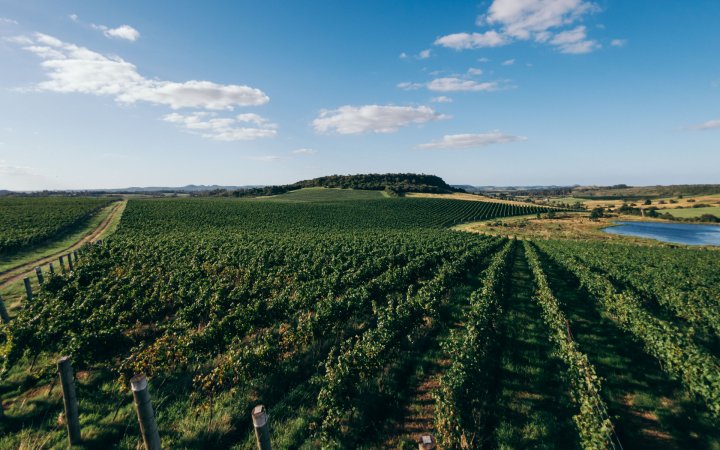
[199,173,462,197]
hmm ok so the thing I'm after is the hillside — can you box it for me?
[200,173,461,197]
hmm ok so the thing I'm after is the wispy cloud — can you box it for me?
[502,58,515,66]
[435,30,508,50]
[610,38,627,47]
[313,104,449,135]
[12,33,269,110]
[431,96,453,103]
[419,131,527,149]
[686,119,720,131]
[399,76,502,93]
[91,23,141,42]
[163,112,277,141]
[427,77,499,92]
[436,0,600,54]
[0,17,19,25]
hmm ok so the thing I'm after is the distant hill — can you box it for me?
[204,173,461,197]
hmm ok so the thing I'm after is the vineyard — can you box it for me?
[0,193,719,449]
[0,197,114,256]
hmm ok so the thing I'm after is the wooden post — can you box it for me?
[68,254,74,271]
[35,267,44,285]
[418,434,436,450]
[49,262,55,275]
[252,405,272,450]
[59,255,66,273]
[58,356,81,445]
[73,250,79,263]
[24,277,33,301]
[130,374,161,450]
[0,294,10,323]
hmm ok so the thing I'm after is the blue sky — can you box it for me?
[1,0,719,190]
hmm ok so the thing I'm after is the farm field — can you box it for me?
[0,197,115,257]
[660,206,720,218]
[0,193,718,449]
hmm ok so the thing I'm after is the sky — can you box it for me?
[0,0,719,190]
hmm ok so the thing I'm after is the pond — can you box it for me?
[603,221,720,246]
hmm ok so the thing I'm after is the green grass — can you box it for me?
[263,187,385,202]
[491,245,579,449]
[660,206,720,218]
[0,201,119,274]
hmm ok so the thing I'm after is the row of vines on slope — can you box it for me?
[535,240,720,417]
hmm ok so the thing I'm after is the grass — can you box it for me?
[660,206,720,218]
[0,201,120,274]
[262,187,385,202]
[490,245,579,449]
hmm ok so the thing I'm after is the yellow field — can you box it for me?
[406,192,556,208]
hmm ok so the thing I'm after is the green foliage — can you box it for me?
[434,241,514,449]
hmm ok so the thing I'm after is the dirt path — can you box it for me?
[0,200,125,289]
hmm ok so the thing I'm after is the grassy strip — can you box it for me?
[524,241,614,449]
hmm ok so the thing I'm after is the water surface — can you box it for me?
[603,221,720,246]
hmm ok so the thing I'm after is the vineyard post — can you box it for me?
[35,266,44,285]
[73,250,79,263]
[49,262,55,275]
[0,294,10,323]
[58,356,82,445]
[68,254,74,271]
[418,434,436,449]
[59,255,66,273]
[24,277,33,301]
[252,404,272,450]
[130,374,161,450]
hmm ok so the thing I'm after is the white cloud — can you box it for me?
[92,23,141,42]
[292,148,317,155]
[610,38,627,47]
[68,14,78,22]
[163,112,277,141]
[427,77,498,92]
[435,30,508,50]
[550,26,599,54]
[418,49,432,59]
[502,58,516,65]
[467,67,483,76]
[397,81,423,90]
[418,131,527,149]
[399,52,408,59]
[431,96,453,103]
[0,17,19,25]
[687,119,720,131]
[435,0,601,54]
[313,105,449,135]
[14,33,269,110]
[477,57,491,63]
